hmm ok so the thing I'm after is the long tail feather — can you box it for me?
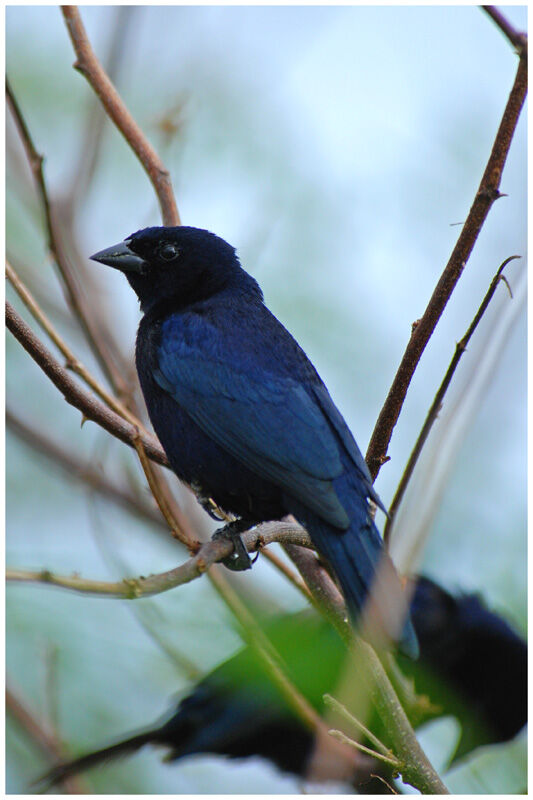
[290,476,418,658]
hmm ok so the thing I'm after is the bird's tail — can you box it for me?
[291,481,418,658]
[34,730,155,791]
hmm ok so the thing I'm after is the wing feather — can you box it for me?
[155,327,351,529]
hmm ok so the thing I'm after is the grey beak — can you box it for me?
[90,240,147,274]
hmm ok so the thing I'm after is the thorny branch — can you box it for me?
[365,22,527,480]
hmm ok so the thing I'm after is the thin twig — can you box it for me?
[6,300,168,466]
[365,36,527,480]
[6,684,87,794]
[283,543,349,632]
[131,427,199,551]
[61,6,180,227]
[482,6,528,54]
[6,77,132,400]
[324,693,394,758]
[6,260,149,434]
[63,6,137,209]
[7,408,165,530]
[383,255,519,545]
[328,729,400,769]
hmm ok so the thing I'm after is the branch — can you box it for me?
[6,78,132,401]
[6,260,149,434]
[6,684,87,794]
[7,408,165,529]
[482,6,528,54]
[383,256,518,545]
[324,693,396,759]
[131,427,199,551]
[328,728,400,770]
[365,32,527,480]
[6,300,168,466]
[283,546,448,793]
[62,6,137,211]
[5,524,312,598]
[61,6,180,227]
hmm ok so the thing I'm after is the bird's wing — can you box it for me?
[154,319,350,529]
[311,383,384,512]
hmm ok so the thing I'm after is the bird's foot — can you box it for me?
[212,519,254,571]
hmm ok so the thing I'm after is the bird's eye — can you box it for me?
[159,243,180,261]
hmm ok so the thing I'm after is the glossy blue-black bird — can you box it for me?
[91,226,417,654]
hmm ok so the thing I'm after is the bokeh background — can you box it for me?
[6,5,526,794]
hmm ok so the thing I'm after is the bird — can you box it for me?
[36,576,527,792]
[405,575,527,762]
[90,225,417,655]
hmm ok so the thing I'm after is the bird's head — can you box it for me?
[91,226,262,313]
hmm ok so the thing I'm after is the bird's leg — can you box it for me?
[212,518,254,571]
[191,482,231,522]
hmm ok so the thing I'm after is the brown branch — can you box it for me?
[6,523,313,599]
[283,543,349,631]
[383,255,519,545]
[7,408,165,529]
[63,6,137,210]
[6,684,87,794]
[365,45,527,481]
[5,77,132,401]
[6,300,168,467]
[482,6,528,54]
[61,6,180,227]
[6,260,150,435]
[131,427,199,551]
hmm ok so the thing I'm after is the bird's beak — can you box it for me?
[90,240,147,274]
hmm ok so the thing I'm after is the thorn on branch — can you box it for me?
[499,274,513,299]
[477,185,503,201]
